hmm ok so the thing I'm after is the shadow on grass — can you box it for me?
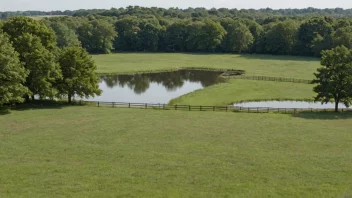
[293,111,352,120]
[238,54,320,62]
[1,100,91,115]
[0,108,11,115]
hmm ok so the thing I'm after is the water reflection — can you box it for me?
[90,70,226,103]
[234,100,350,109]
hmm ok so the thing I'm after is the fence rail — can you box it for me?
[93,101,351,114]
[230,75,313,84]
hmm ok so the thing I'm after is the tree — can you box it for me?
[77,19,117,53]
[48,21,81,47]
[1,17,62,101]
[221,21,254,53]
[57,46,101,103]
[332,26,352,49]
[264,20,299,55]
[17,33,62,100]
[296,17,334,56]
[114,17,141,51]
[0,33,28,106]
[312,46,352,112]
[1,16,57,50]
[138,23,160,51]
[197,20,226,51]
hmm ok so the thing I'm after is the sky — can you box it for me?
[0,0,351,11]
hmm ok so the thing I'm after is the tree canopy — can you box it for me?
[0,33,28,106]
[313,46,352,112]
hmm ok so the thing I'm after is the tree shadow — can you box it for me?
[293,111,352,120]
[238,54,320,62]
[0,108,11,115]
[1,100,89,115]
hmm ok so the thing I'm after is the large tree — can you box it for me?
[332,26,352,49]
[1,17,62,100]
[48,21,81,47]
[264,20,299,55]
[0,33,28,106]
[77,19,117,53]
[312,46,352,112]
[197,20,226,51]
[296,17,334,56]
[221,20,254,53]
[57,46,101,103]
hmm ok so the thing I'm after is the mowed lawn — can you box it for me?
[93,53,320,79]
[1,106,352,197]
[170,79,315,105]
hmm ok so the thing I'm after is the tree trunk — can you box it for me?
[335,101,339,112]
[25,95,30,103]
[68,94,72,104]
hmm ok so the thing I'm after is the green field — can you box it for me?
[93,53,320,79]
[2,53,350,197]
[170,79,315,105]
[93,53,319,104]
[1,106,352,197]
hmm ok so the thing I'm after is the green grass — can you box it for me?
[93,53,320,80]
[170,79,315,105]
[1,105,352,197]
[93,53,320,79]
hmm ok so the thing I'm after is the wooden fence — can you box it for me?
[94,101,351,114]
[230,75,313,84]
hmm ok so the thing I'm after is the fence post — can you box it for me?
[145,103,147,109]
[294,108,296,114]
[112,102,115,108]
[267,107,269,113]
[189,105,191,111]
[200,106,202,111]
[226,106,228,112]
[213,106,215,111]
[248,107,250,113]
[129,103,131,108]
[257,107,259,113]
[98,102,100,107]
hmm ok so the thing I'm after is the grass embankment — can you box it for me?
[170,79,315,105]
[1,106,352,197]
[93,53,320,79]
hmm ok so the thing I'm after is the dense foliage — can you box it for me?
[0,17,100,105]
[313,46,352,112]
[0,33,28,106]
[20,6,352,57]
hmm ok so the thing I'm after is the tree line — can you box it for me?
[23,6,352,57]
[0,17,101,106]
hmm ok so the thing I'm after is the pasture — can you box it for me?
[1,106,352,197]
[93,53,320,79]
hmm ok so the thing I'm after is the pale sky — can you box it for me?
[0,0,351,11]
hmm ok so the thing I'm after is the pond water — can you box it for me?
[234,100,350,109]
[88,70,226,103]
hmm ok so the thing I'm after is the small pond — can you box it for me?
[88,70,226,103]
[234,100,350,109]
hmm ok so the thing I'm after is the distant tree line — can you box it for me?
[27,6,352,58]
[0,10,74,19]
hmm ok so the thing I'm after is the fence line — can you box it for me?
[229,75,313,84]
[92,101,351,114]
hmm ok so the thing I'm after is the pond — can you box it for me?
[88,70,227,103]
[234,100,350,109]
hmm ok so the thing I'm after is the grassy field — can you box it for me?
[170,79,315,105]
[1,105,352,197]
[93,53,320,79]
